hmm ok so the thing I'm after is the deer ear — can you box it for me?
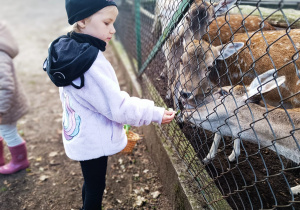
[216,42,244,60]
[213,0,237,16]
[247,69,286,98]
[183,29,194,49]
[151,16,162,38]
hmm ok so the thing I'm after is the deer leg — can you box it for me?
[228,138,241,162]
[164,45,172,99]
[203,133,222,163]
[161,44,169,78]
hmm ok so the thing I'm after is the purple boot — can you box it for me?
[0,137,4,166]
[0,141,30,174]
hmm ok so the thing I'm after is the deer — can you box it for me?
[183,69,300,166]
[178,29,300,111]
[177,29,300,165]
[202,14,275,46]
[152,0,238,43]
[183,69,300,194]
[152,0,238,112]
[152,0,278,116]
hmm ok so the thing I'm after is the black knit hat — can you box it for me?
[65,0,117,25]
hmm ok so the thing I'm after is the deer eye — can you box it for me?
[185,15,191,22]
[207,66,213,72]
[179,58,183,65]
[219,89,228,98]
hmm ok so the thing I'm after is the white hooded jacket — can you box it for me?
[59,51,164,161]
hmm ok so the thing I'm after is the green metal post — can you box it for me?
[138,0,194,76]
[135,0,142,70]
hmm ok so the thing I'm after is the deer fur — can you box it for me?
[184,69,300,165]
[178,29,300,110]
[152,0,237,112]
[202,14,275,46]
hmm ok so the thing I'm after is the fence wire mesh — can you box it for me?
[115,0,300,209]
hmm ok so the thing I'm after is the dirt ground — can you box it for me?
[0,0,173,209]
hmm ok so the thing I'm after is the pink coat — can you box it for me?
[0,22,29,124]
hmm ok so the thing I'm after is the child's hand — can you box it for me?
[161,110,176,124]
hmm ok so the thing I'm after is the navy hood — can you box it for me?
[43,32,105,89]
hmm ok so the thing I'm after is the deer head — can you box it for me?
[184,69,286,130]
[178,39,244,109]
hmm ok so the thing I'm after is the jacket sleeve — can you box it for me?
[0,54,15,114]
[71,64,165,126]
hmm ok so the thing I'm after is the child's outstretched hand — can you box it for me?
[161,110,176,124]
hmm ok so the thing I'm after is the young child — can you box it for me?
[0,21,30,174]
[43,0,176,209]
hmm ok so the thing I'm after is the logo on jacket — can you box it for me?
[63,93,81,141]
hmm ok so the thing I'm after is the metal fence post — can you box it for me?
[138,0,194,76]
[135,0,142,70]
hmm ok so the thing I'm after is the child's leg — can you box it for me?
[0,122,23,147]
[0,137,4,166]
[0,122,29,174]
[82,181,86,208]
[80,156,108,210]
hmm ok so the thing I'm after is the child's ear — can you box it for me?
[77,19,86,29]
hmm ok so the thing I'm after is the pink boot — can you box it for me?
[0,141,29,174]
[0,137,4,166]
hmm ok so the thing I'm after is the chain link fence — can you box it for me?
[115,0,300,209]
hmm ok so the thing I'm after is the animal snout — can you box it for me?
[180,91,192,99]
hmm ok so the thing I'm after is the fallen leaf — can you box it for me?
[36,157,42,161]
[39,175,49,181]
[49,151,58,157]
[49,160,60,166]
[151,191,161,199]
[133,187,144,194]
[134,196,146,207]
[118,158,123,165]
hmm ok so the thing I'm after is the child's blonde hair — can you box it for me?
[72,23,82,33]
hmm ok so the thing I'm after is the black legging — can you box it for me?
[80,156,108,210]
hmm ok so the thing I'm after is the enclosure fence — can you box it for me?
[115,0,300,209]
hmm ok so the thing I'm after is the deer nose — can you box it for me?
[180,91,192,99]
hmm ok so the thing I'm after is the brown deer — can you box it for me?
[202,14,275,46]
[178,29,300,110]
[152,0,238,111]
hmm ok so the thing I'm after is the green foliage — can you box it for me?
[0,187,7,192]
